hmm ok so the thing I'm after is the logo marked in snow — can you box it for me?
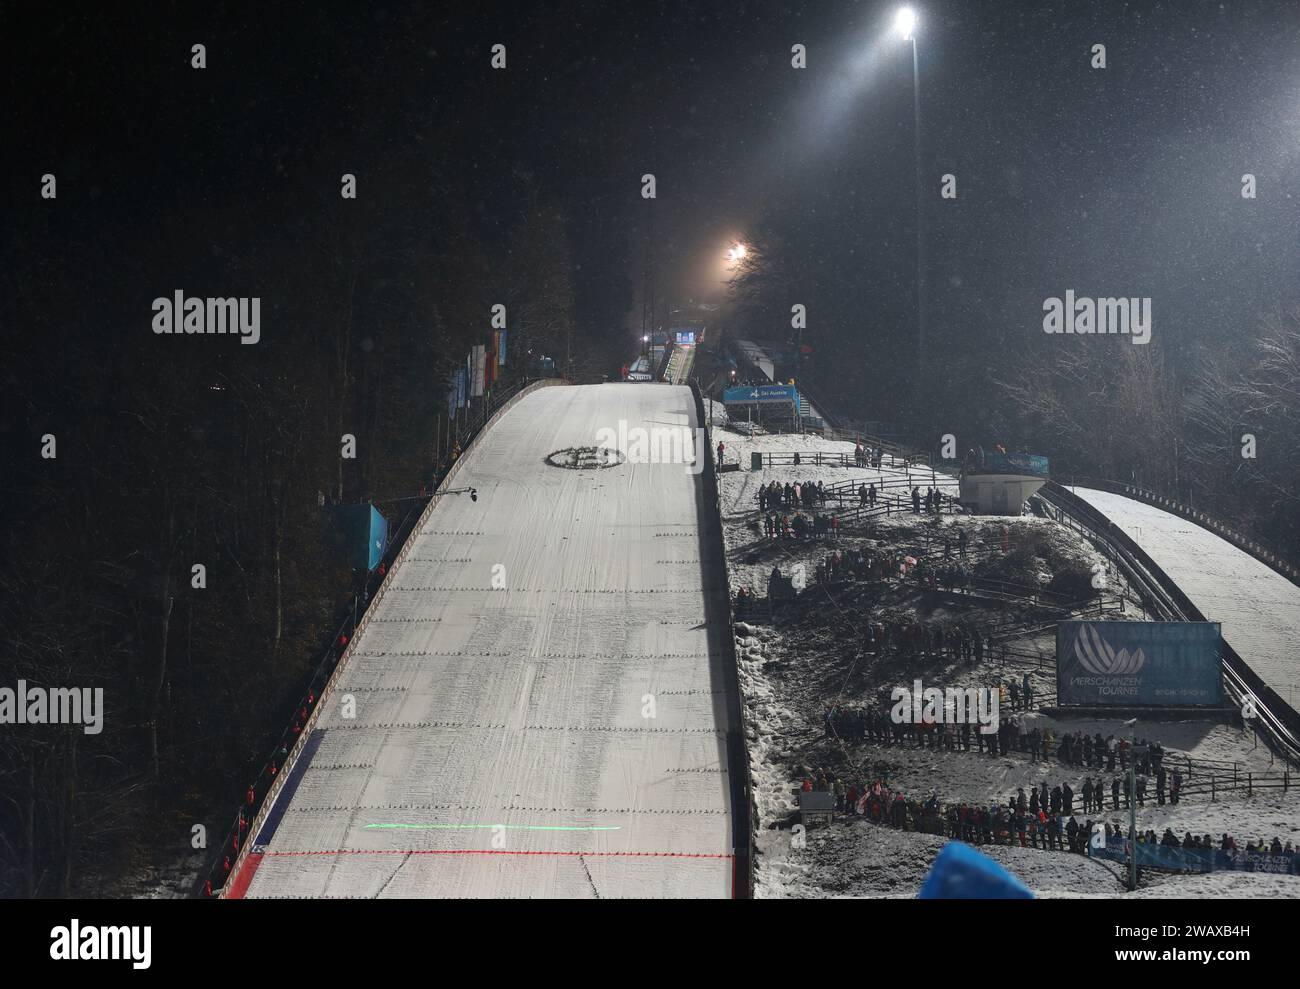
[545,446,625,470]
[1073,625,1145,675]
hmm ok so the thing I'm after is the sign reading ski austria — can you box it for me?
[1056,621,1222,707]
[723,384,798,406]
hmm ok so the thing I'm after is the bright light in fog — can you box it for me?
[728,243,747,262]
[895,7,916,40]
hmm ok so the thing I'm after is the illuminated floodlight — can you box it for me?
[895,7,917,40]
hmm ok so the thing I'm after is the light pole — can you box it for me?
[1123,717,1139,891]
[895,8,925,406]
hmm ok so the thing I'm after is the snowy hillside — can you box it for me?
[717,423,1300,898]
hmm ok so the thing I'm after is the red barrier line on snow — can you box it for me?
[259,849,735,859]
[225,852,264,899]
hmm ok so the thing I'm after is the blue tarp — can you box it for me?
[919,841,1034,899]
[1057,620,1222,706]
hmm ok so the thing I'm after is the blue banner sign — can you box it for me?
[1056,621,1222,706]
[723,384,798,407]
[1093,840,1298,875]
[980,452,1050,476]
[334,504,389,572]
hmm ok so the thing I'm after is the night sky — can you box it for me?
[8,0,1300,381]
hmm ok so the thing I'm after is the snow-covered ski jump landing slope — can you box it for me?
[1069,487,1300,713]
[243,383,737,898]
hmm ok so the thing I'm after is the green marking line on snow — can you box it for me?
[362,823,622,832]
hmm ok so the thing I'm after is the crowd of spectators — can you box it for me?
[796,768,1293,864]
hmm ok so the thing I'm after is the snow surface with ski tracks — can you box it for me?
[241,383,737,898]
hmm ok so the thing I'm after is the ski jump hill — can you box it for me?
[1066,486,1300,730]
[230,382,745,898]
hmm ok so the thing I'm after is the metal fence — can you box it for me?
[691,381,756,899]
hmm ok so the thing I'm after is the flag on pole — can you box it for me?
[471,345,486,397]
